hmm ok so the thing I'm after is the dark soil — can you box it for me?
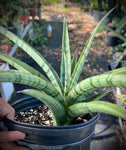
[15,105,53,126]
[15,105,92,126]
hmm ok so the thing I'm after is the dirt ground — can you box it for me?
[41,1,113,54]
[40,0,113,76]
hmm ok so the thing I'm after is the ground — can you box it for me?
[39,0,114,76]
[13,0,126,149]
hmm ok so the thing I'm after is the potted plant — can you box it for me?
[0,45,8,54]
[0,14,17,34]
[0,7,126,150]
[88,0,113,25]
[0,33,11,53]
[0,33,7,41]
[112,41,126,66]
[0,4,5,18]
[0,38,11,53]
[11,3,19,16]
[114,86,126,140]
[29,1,35,17]
[0,13,9,27]
[33,0,40,9]
[0,45,8,63]
[105,28,126,70]
[26,21,47,47]
[82,0,90,7]
[18,7,30,26]
[115,87,126,107]
[13,15,24,37]
[103,15,126,47]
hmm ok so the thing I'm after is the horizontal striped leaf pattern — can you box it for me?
[0,70,65,106]
[0,25,63,93]
[0,53,48,81]
[66,74,126,106]
[67,101,126,120]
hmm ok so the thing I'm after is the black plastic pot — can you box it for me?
[88,8,94,16]
[81,0,90,7]
[106,31,123,47]
[93,10,112,25]
[108,53,126,70]
[16,23,24,37]
[4,97,99,150]
[7,20,17,34]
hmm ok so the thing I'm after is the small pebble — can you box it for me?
[29,109,33,112]
[15,105,91,126]
[39,113,42,117]
[15,105,53,126]
[30,116,36,122]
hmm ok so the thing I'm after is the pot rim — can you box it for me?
[4,113,99,130]
[5,96,99,130]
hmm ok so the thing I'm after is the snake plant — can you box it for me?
[0,7,126,126]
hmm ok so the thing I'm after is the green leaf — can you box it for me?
[75,89,94,103]
[66,73,126,106]
[68,6,117,91]
[0,70,65,106]
[0,53,48,81]
[71,53,77,75]
[105,67,126,74]
[20,89,67,126]
[61,17,71,94]
[111,55,124,65]
[72,91,109,104]
[0,25,63,93]
[61,50,65,89]
[82,91,110,102]
[110,51,126,64]
[115,15,126,33]
[67,101,126,121]
[102,24,126,42]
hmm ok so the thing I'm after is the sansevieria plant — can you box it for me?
[0,7,126,126]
